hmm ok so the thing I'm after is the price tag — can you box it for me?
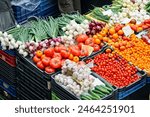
[122,25,134,37]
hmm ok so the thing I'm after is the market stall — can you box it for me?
[0,0,150,100]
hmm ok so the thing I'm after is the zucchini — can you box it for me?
[92,89,106,98]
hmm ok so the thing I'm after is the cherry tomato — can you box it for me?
[44,48,54,57]
[33,56,40,63]
[42,57,50,67]
[50,58,61,69]
[37,61,45,70]
[73,56,79,62]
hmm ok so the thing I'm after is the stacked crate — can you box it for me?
[12,0,59,23]
[16,53,52,100]
[0,46,17,99]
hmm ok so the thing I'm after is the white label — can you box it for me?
[122,25,134,37]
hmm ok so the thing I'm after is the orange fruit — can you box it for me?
[120,46,126,51]
[69,54,74,60]
[105,48,112,53]
[73,56,79,62]
[122,41,127,46]
[114,42,120,48]
[93,35,98,39]
[118,30,124,35]
[100,31,106,37]
[94,38,101,44]
[103,37,109,42]
[97,34,103,40]
[109,28,115,35]
[112,33,119,39]
[36,50,43,58]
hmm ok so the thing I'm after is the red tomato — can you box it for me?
[50,58,61,69]
[76,34,88,43]
[37,61,45,70]
[80,48,89,56]
[42,57,50,67]
[44,48,54,57]
[85,38,94,46]
[33,56,40,63]
[70,46,81,56]
[78,43,84,49]
[53,52,62,60]
[54,45,66,53]
[130,25,137,32]
[60,50,70,58]
[45,66,55,74]
[93,44,100,52]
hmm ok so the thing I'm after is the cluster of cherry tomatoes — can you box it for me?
[86,50,140,88]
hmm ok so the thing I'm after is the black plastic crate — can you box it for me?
[17,68,51,100]
[0,59,17,84]
[52,71,116,100]
[16,59,52,90]
[16,51,55,79]
[0,78,16,97]
[0,86,16,100]
[82,47,147,100]
[17,84,45,100]
[147,77,150,93]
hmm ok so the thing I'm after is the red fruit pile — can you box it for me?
[86,52,140,88]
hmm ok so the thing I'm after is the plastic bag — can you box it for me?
[11,0,41,11]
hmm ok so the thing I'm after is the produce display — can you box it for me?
[0,0,150,100]
[85,49,141,88]
[54,60,113,100]
[88,0,150,25]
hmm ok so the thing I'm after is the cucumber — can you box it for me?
[95,85,110,94]
[99,85,113,93]
[93,89,106,98]
[80,94,92,100]
[88,90,100,100]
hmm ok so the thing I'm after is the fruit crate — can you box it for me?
[16,51,56,79]
[0,78,16,98]
[17,84,45,100]
[39,0,59,17]
[52,71,116,100]
[17,67,51,100]
[0,59,17,84]
[12,0,58,23]
[82,47,147,100]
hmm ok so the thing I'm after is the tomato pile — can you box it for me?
[86,51,140,88]
[33,33,106,73]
